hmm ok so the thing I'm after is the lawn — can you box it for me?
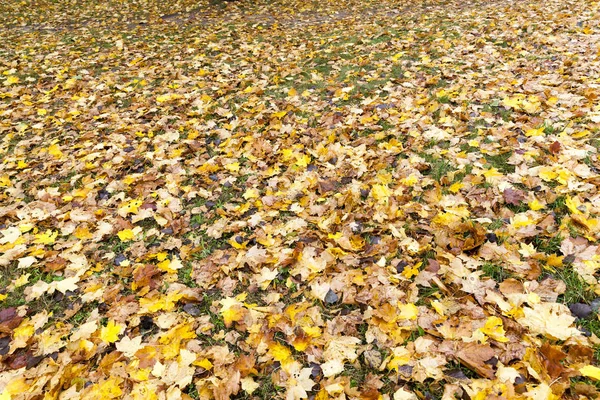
[1,0,600,398]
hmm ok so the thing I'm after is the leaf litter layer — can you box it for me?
[1,0,600,398]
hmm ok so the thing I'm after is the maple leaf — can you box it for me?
[320,359,344,377]
[580,365,600,380]
[518,303,581,340]
[116,336,143,358]
[393,388,418,400]
[48,144,63,158]
[0,227,20,244]
[219,296,247,327]
[118,199,142,216]
[100,320,124,343]
[117,229,135,241]
[371,184,392,203]
[87,377,123,399]
[478,316,509,343]
[503,188,525,206]
[241,377,260,395]
[34,230,58,245]
[285,366,316,400]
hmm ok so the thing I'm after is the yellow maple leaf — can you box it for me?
[402,262,421,279]
[581,365,600,380]
[156,258,173,273]
[432,211,461,226]
[521,96,541,113]
[391,52,404,62]
[483,167,503,182]
[397,303,418,320]
[3,377,29,398]
[13,321,34,343]
[501,96,522,109]
[301,326,322,338]
[511,213,533,228]
[228,236,247,249]
[546,254,563,268]
[222,307,244,327]
[372,184,392,203]
[220,296,247,327]
[34,230,58,245]
[538,166,557,182]
[525,127,545,137]
[448,181,464,193]
[479,316,509,342]
[387,347,411,371]
[295,154,311,168]
[269,342,292,362]
[243,188,259,200]
[141,292,183,313]
[565,195,583,215]
[5,75,19,85]
[280,148,295,162]
[117,229,135,241]
[194,358,213,370]
[528,199,544,211]
[272,110,287,119]
[88,377,123,399]
[124,199,142,215]
[288,87,297,97]
[74,226,93,240]
[48,144,63,158]
[13,273,30,288]
[100,320,123,343]
[572,130,590,139]
[156,93,180,103]
[400,174,418,187]
[225,162,240,172]
[0,175,11,187]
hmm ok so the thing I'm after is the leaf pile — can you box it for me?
[1,0,600,398]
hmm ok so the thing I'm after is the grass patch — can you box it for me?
[532,234,562,254]
[184,382,200,400]
[405,326,426,343]
[481,262,514,283]
[234,374,284,399]
[407,380,444,399]
[416,285,440,305]
[481,101,512,121]
[487,219,505,230]
[484,151,514,174]
[67,301,99,326]
[178,264,198,288]
[548,195,568,224]
[421,154,455,182]
[342,364,370,388]
[554,267,596,305]
[577,318,600,343]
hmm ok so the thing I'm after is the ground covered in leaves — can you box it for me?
[1,0,600,398]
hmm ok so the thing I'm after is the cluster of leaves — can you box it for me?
[1,0,600,399]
